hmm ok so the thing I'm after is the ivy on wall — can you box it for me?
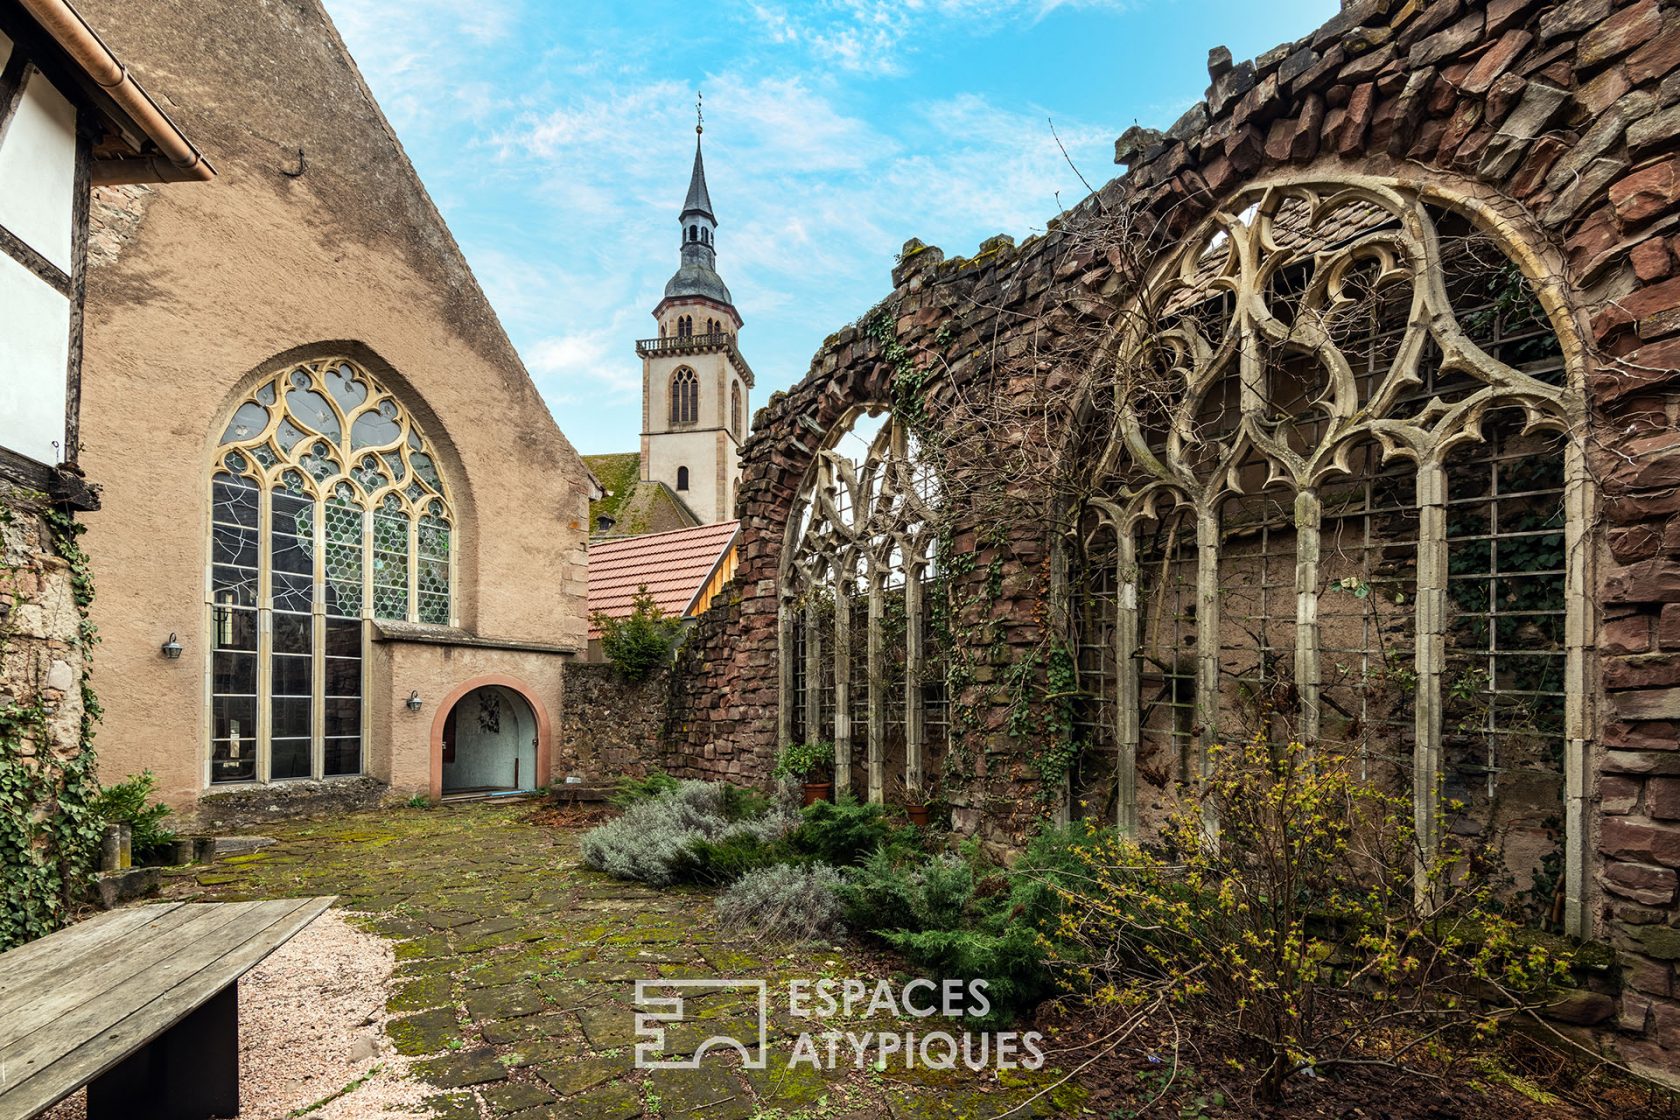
[0,496,103,951]
[867,308,1079,819]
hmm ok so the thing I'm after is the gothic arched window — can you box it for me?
[677,465,690,491]
[209,357,455,785]
[1070,177,1588,932]
[678,316,693,339]
[730,381,743,437]
[780,408,945,804]
[670,367,699,425]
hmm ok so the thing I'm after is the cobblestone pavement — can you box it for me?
[161,801,1084,1119]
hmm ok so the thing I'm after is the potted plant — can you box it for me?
[894,776,934,827]
[775,740,835,806]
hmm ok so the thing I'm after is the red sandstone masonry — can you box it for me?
[664,0,1680,1076]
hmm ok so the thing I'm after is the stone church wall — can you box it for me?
[666,0,1680,1078]
[70,0,594,817]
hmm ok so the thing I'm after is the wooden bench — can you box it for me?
[0,896,335,1120]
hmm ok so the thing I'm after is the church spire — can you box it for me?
[662,91,732,310]
[682,93,714,223]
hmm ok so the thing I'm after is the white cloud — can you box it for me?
[744,0,1132,74]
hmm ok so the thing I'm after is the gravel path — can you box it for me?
[40,909,436,1120]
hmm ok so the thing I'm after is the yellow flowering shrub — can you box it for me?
[1046,735,1571,1102]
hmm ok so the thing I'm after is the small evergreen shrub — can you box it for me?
[93,771,176,859]
[789,796,907,866]
[716,862,847,944]
[609,770,679,808]
[592,588,685,682]
[835,836,1079,1022]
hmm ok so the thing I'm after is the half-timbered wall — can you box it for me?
[0,26,87,474]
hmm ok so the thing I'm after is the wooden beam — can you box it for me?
[0,218,71,297]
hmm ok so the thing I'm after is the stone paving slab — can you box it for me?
[160,801,1085,1119]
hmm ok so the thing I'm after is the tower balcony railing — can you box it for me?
[635,330,756,388]
[631,330,732,357]
[635,330,735,356]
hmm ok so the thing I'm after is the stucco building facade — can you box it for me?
[71,0,593,818]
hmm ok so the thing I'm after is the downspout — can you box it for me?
[17,0,214,184]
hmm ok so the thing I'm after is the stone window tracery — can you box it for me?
[1071,177,1588,932]
[671,367,699,425]
[779,408,945,802]
[209,357,455,785]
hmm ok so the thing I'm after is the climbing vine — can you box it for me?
[0,491,103,951]
[867,305,1083,819]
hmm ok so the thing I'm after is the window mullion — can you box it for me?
[256,484,273,785]
[833,572,854,799]
[1413,460,1448,911]
[407,511,419,623]
[904,564,925,799]
[866,570,885,805]
[1116,527,1140,837]
[1562,439,1592,938]
[1294,489,1323,746]
[1194,505,1222,784]
[778,600,796,752]
[311,495,326,780]
[804,598,823,750]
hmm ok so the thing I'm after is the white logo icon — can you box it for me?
[633,979,769,1070]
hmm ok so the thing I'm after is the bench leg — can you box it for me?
[88,982,239,1119]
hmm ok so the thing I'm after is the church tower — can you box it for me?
[635,106,753,524]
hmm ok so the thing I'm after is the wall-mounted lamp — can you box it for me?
[405,690,423,713]
[160,633,183,660]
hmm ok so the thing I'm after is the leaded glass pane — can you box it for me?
[220,401,268,445]
[284,385,341,441]
[352,408,401,450]
[324,498,364,619]
[373,508,410,621]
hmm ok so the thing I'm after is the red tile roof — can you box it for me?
[588,520,740,637]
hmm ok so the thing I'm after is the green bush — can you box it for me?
[609,771,680,808]
[773,740,834,782]
[93,771,176,859]
[789,796,909,866]
[593,588,685,682]
[878,923,1050,1024]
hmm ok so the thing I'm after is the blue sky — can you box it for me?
[322,0,1338,456]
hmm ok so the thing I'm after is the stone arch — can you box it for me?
[427,672,553,801]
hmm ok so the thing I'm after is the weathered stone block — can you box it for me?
[1603,817,1680,867]
[1605,776,1643,814]
[1577,0,1662,69]
[1606,749,1680,776]
[1612,157,1680,226]
[1651,778,1680,821]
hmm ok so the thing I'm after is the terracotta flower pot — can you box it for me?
[801,782,833,807]
[906,804,931,828]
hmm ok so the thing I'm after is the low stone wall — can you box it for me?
[190,776,390,832]
[556,662,669,783]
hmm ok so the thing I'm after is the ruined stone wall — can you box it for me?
[667,0,1680,1077]
[556,663,668,783]
[0,483,99,947]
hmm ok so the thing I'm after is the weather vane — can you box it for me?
[696,90,703,135]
